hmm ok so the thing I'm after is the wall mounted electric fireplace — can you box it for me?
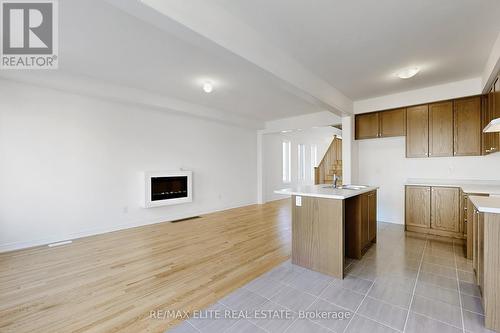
[142,171,192,207]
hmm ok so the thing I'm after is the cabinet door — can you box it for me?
[467,196,475,259]
[380,108,406,137]
[360,193,369,248]
[473,207,478,277]
[454,97,482,156]
[493,78,500,153]
[431,187,460,233]
[367,191,377,242]
[405,186,431,229]
[478,211,484,294]
[482,94,492,155]
[355,113,379,139]
[406,105,429,158]
[429,101,453,157]
[495,77,500,119]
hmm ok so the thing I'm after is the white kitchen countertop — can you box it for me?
[406,178,500,195]
[274,184,379,200]
[469,196,500,214]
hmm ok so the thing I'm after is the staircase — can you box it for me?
[314,136,342,185]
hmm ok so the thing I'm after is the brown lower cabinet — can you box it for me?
[405,186,430,228]
[472,206,484,294]
[431,187,460,233]
[405,186,461,238]
[465,193,489,259]
[470,201,500,331]
[345,191,377,259]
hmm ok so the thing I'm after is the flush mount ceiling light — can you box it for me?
[396,67,420,79]
[202,81,214,93]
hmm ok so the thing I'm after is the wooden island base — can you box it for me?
[291,190,377,279]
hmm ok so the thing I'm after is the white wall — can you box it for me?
[0,80,257,252]
[341,116,354,185]
[354,78,500,225]
[263,127,341,202]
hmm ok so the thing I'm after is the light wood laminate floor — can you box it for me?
[0,199,291,333]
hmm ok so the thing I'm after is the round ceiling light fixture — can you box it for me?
[396,67,420,79]
[202,81,214,93]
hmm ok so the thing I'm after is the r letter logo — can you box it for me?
[1,0,58,69]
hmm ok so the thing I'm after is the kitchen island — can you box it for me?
[275,184,379,279]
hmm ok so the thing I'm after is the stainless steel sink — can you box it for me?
[341,185,368,190]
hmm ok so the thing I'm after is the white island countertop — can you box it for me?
[406,178,500,195]
[274,184,379,200]
[469,196,500,214]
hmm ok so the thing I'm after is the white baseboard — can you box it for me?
[0,200,257,253]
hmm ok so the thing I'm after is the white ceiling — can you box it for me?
[0,0,324,122]
[213,0,500,100]
[3,0,500,125]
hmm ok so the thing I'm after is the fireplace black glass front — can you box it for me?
[151,176,188,201]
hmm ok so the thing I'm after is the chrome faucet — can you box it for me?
[333,174,340,188]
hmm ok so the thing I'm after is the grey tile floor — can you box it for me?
[167,223,494,333]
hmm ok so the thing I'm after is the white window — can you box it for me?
[298,144,306,181]
[282,141,291,183]
[310,144,317,180]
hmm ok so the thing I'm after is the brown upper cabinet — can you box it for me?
[355,112,379,139]
[483,94,492,155]
[379,108,406,137]
[354,92,498,158]
[406,105,429,158]
[483,78,500,154]
[454,97,482,156]
[429,101,454,157]
[355,108,406,139]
